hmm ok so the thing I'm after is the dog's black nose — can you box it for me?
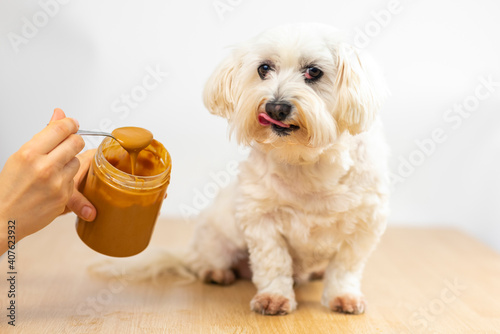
[265,102,292,121]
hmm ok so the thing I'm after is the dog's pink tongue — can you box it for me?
[258,113,290,128]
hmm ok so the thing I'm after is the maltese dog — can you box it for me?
[96,22,390,316]
[185,22,390,315]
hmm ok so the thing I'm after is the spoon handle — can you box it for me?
[77,130,114,138]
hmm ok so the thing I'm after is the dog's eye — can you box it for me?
[258,64,272,80]
[304,67,323,82]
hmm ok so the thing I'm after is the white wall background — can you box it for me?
[1,0,499,251]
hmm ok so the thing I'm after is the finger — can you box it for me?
[50,108,66,123]
[61,156,81,182]
[48,134,85,166]
[67,190,96,222]
[74,149,96,185]
[31,117,80,154]
[67,179,75,202]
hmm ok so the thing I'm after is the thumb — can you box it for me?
[50,108,67,123]
[67,191,97,222]
[75,149,96,184]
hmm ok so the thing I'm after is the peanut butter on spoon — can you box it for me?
[111,127,153,175]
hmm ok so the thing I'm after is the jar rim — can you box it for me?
[94,137,171,190]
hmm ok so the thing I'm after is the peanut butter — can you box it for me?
[111,127,153,175]
[76,135,171,257]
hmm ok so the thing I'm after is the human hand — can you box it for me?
[0,108,84,247]
[63,149,97,221]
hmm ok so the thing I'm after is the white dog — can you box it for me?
[184,23,390,315]
[96,23,390,316]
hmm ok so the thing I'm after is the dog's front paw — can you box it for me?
[250,293,296,315]
[329,294,366,314]
[201,269,235,285]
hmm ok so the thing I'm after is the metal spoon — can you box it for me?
[77,130,117,140]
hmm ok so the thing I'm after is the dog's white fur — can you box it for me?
[187,23,390,315]
[93,23,390,316]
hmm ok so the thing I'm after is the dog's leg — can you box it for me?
[186,221,245,286]
[321,231,381,315]
[244,220,297,315]
[185,184,247,286]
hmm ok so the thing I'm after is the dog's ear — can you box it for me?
[333,44,386,135]
[203,54,239,119]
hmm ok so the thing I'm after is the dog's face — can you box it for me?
[204,23,385,163]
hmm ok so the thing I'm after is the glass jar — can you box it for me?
[76,137,171,257]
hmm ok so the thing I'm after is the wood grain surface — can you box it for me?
[1,215,499,334]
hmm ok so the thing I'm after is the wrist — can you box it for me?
[0,211,23,255]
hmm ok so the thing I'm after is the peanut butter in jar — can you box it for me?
[76,135,171,257]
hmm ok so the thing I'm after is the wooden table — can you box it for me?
[1,215,499,333]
